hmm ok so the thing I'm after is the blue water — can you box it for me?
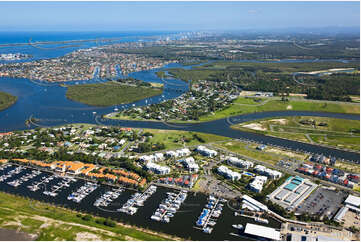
[0,31,359,162]
[0,31,176,63]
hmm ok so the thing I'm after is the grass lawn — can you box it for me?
[232,116,360,151]
[0,192,174,241]
[199,98,360,121]
[144,129,229,150]
[0,91,17,111]
[66,82,163,107]
[213,140,307,166]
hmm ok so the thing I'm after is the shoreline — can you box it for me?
[0,190,183,241]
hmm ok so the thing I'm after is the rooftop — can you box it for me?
[244,223,280,241]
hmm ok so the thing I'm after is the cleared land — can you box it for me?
[213,140,307,166]
[0,91,17,111]
[66,82,163,107]
[232,116,360,151]
[143,129,229,150]
[0,192,173,241]
[199,97,360,121]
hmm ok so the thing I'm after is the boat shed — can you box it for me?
[244,223,280,241]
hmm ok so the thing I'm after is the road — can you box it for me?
[209,143,359,196]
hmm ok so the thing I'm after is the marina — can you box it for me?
[27,174,56,192]
[0,166,25,182]
[7,169,41,187]
[42,176,76,197]
[150,190,188,223]
[0,163,281,241]
[195,195,225,234]
[235,212,269,224]
[93,187,124,207]
[68,182,98,203]
[118,185,157,215]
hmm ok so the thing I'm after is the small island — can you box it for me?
[66,81,163,106]
[0,91,17,111]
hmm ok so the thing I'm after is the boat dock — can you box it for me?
[195,195,225,234]
[118,185,157,215]
[93,187,124,207]
[234,212,269,224]
[150,190,188,223]
[0,166,25,182]
[68,182,98,203]
[27,174,56,192]
[43,177,76,197]
[7,169,41,187]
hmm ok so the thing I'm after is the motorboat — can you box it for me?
[255,217,269,224]
[203,227,213,234]
[232,224,244,230]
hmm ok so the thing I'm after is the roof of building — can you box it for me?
[345,194,360,208]
[242,195,268,211]
[334,206,349,222]
[285,182,298,191]
[244,223,280,241]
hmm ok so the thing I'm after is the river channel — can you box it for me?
[0,39,359,162]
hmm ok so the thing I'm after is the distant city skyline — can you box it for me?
[0,1,359,31]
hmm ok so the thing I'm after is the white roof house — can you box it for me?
[217,165,241,181]
[244,223,280,241]
[166,148,191,158]
[181,157,199,173]
[196,145,217,157]
[145,162,170,175]
[248,176,268,193]
[154,153,164,161]
[165,151,177,157]
[254,165,282,179]
[344,194,360,213]
[226,156,254,169]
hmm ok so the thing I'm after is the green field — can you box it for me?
[0,192,174,241]
[214,140,307,166]
[142,129,229,150]
[199,97,360,121]
[0,91,17,111]
[233,116,360,151]
[66,82,163,107]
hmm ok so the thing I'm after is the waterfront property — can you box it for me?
[196,146,218,157]
[243,223,281,241]
[217,165,242,181]
[0,161,282,241]
[297,162,360,189]
[267,176,317,211]
[241,195,268,212]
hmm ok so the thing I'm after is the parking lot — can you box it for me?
[295,187,348,219]
[196,175,241,199]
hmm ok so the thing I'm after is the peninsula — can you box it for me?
[66,81,163,106]
[0,91,17,111]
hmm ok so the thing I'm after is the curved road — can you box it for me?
[100,111,360,162]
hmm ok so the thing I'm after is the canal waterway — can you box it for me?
[0,164,281,240]
[0,33,359,162]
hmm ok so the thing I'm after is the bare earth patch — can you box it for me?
[75,232,102,241]
[242,123,266,131]
[267,148,306,159]
[269,118,288,125]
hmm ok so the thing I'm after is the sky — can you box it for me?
[0,1,359,31]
